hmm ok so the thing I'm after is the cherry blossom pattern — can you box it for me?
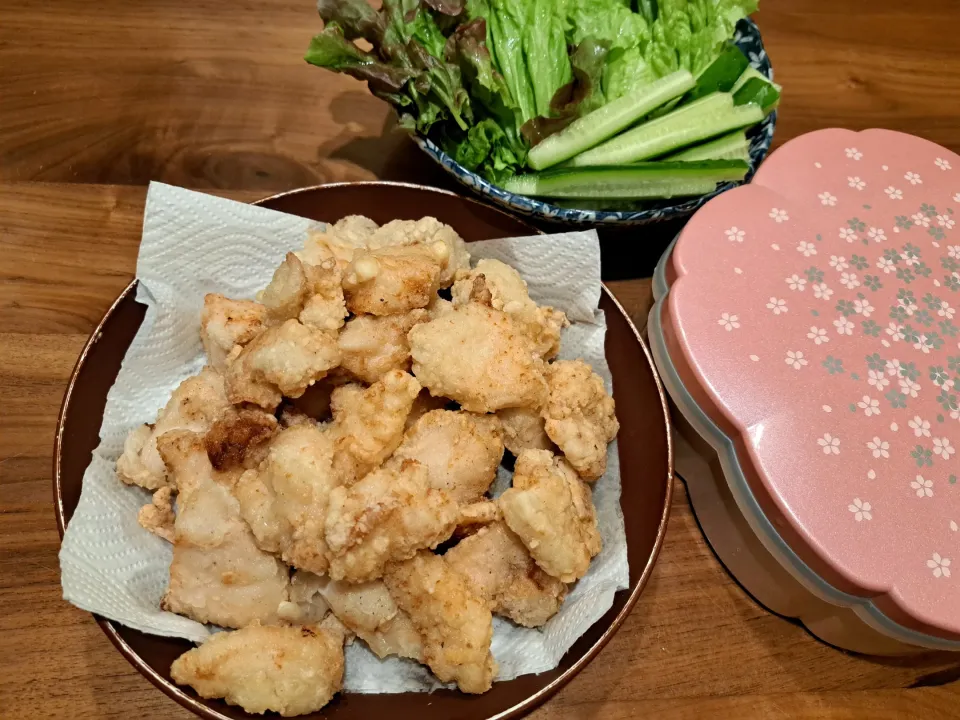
[818,433,841,455]
[786,274,807,291]
[937,215,955,230]
[867,469,877,480]
[848,498,872,521]
[830,255,849,271]
[911,475,934,498]
[797,240,817,256]
[909,415,932,437]
[933,437,955,459]
[899,377,921,398]
[770,208,790,223]
[912,212,931,228]
[858,396,881,416]
[904,171,923,185]
[848,176,866,191]
[867,227,887,242]
[767,297,788,315]
[839,227,857,242]
[718,312,740,331]
[785,350,808,370]
[854,298,874,316]
[954,193,960,203]
[840,272,860,289]
[949,246,960,260]
[726,226,746,243]
[868,369,890,389]
[885,186,904,200]
[935,157,952,171]
[834,317,854,335]
[927,553,951,578]
[812,283,833,300]
[886,359,904,377]
[877,256,897,274]
[808,326,830,345]
[845,147,863,160]
[819,192,838,206]
[867,436,890,458]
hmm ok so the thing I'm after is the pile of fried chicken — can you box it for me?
[116,216,619,717]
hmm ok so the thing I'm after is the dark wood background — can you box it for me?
[2,1,960,718]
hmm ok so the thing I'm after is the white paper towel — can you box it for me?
[59,182,628,692]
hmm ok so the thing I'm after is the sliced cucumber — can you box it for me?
[503,160,749,199]
[527,70,695,171]
[731,66,780,94]
[734,76,781,114]
[569,95,763,166]
[686,44,750,101]
[667,131,750,162]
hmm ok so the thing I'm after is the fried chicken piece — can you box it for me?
[278,570,331,626]
[137,486,176,542]
[259,253,348,332]
[299,215,379,271]
[384,551,497,694]
[117,367,231,490]
[300,259,348,331]
[405,389,450,431]
[392,410,504,504]
[366,217,470,288]
[451,259,568,359]
[542,360,619,481]
[205,408,279,472]
[497,406,555,455]
[457,500,501,528]
[445,521,567,627]
[200,294,268,370]
[342,245,444,316]
[324,460,458,583]
[408,303,547,413]
[498,450,601,583]
[312,575,423,661]
[157,431,289,628]
[225,319,341,409]
[328,369,421,484]
[337,309,429,383]
[234,424,340,575]
[170,622,344,717]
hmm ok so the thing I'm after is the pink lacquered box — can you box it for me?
[649,129,960,654]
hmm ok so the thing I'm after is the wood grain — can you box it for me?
[1,183,958,720]
[4,0,960,714]
[3,1,960,192]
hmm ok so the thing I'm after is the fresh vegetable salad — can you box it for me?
[306,0,776,208]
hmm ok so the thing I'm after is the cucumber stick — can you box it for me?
[569,94,763,166]
[686,44,750,101]
[503,161,749,199]
[527,70,695,171]
[734,76,781,114]
[732,66,778,94]
[667,131,750,161]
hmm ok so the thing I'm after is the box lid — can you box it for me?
[660,129,960,639]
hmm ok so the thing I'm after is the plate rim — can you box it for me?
[52,181,674,720]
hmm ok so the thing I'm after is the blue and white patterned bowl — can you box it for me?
[414,18,777,227]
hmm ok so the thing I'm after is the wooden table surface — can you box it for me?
[2,1,960,718]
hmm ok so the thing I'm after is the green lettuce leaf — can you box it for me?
[522,0,572,118]
[566,0,650,52]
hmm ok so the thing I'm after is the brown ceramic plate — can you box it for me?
[54,182,673,720]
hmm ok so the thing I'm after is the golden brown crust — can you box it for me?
[205,408,279,471]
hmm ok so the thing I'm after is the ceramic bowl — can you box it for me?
[414,19,777,227]
[54,182,675,719]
